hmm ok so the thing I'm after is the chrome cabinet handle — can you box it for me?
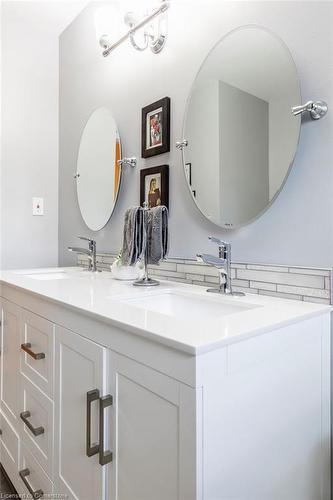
[99,394,113,466]
[19,468,43,499]
[20,411,44,437]
[86,389,100,457]
[21,343,45,360]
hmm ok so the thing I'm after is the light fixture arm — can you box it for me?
[129,30,149,51]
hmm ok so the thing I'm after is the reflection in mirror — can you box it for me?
[76,107,121,231]
[183,26,301,228]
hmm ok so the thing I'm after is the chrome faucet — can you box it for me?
[197,237,245,296]
[68,237,98,272]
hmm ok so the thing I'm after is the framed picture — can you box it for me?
[185,162,192,185]
[140,165,169,209]
[141,97,170,158]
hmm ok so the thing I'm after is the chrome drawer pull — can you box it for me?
[21,343,45,360]
[99,394,113,466]
[86,389,100,457]
[19,468,43,499]
[20,411,44,436]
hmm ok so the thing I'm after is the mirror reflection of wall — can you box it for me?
[76,107,122,231]
[184,26,301,228]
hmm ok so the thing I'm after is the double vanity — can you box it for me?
[1,2,330,499]
[0,267,330,499]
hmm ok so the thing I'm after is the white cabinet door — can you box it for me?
[1,299,21,427]
[108,352,197,500]
[54,326,108,500]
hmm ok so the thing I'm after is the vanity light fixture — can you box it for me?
[99,0,169,57]
[292,100,328,120]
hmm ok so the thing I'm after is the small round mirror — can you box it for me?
[183,26,301,228]
[76,107,121,231]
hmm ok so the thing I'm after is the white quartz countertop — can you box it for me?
[0,267,331,355]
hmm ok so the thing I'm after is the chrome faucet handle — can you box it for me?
[208,236,230,248]
[78,237,96,252]
[78,236,95,243]
[208,237,231,271]
[76,237,97,272]
[200,239,244,297]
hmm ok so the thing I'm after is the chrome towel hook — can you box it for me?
[292,100,328,120]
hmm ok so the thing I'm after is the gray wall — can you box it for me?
[59,1,333,268]
[1,1,88,270]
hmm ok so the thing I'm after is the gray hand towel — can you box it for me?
[146,206,169,265]
[121,207,144,266]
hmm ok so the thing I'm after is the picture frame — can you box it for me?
[140,165,169,209]
[141,97,170,158]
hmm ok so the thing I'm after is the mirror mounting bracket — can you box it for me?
[292,100,328,120]
[175,140,188,151]
[118,157,137,168]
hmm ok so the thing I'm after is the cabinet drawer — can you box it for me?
[19,375,54,478]
[20,309,54,399]
[1,299,21,428]
[19,443,53,499]
[0,410,20,469]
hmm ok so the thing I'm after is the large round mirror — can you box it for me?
[76,107,121,231]
[183,26,301,228]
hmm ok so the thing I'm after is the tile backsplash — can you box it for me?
[77,254,332,305]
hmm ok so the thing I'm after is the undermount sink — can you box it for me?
[14,268,87,280]
[115,290,259,320]
[25,272,72,280]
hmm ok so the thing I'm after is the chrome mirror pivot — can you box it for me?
[175,140,188,151]
[292,100,328,120]
[118,157,137,168]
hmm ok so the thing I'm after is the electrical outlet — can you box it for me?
[32,197,44,216]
